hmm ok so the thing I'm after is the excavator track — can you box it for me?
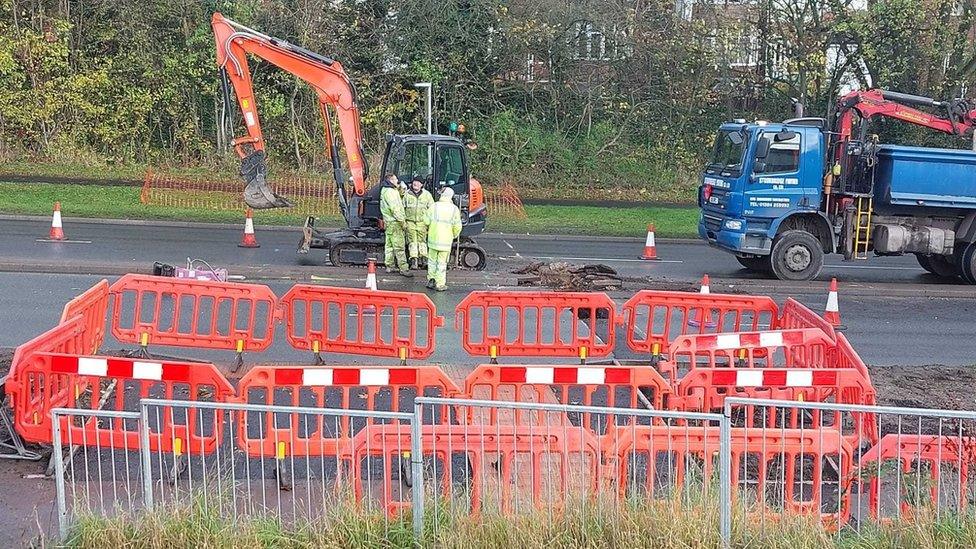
[326,238,487,271]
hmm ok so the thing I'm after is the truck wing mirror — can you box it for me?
[755,138,771,159]
[752,161,767,175]
[774,130,798,142]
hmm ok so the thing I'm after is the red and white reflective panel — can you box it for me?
[498,366,631,384]
[699,330,805,350]
[710,369,838,387]
[50,354,191,382]
[273,367,418,386]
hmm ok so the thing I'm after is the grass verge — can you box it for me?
[0,181,700,237]
[65,500,976,548]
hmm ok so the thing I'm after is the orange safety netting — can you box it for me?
[140,169,527,219]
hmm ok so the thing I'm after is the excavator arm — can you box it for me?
[212,12,368,211]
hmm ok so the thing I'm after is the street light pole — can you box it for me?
[414,82,432,134]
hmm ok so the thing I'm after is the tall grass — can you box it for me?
[64,499,976,548]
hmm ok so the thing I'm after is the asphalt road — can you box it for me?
[1,215,975,366]
[0,216,959,288]
[2,272,975,367]
[1,217,976,545]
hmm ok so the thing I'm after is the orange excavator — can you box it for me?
[212,13,487,269]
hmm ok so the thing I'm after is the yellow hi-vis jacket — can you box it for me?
[426,197,462,252]
[380,185,406,223]
[404,189,434,223]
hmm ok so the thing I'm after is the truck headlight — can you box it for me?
[724,219,743,231]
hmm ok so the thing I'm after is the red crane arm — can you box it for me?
[212,12,367,197]
[834,89,976,141]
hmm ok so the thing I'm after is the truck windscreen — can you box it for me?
[707,130,747,175]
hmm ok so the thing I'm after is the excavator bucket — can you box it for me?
[240,150,292,209]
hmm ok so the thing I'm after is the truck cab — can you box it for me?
[698,120,834,280]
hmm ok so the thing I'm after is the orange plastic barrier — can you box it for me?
[860,434,976,520]
[621,290,779,357]
[463,364,670,436]
[280,285,442,361]
[351,423,602,516]
[110,273,277,352]
[7,316,88,383]
[60,279,110,355]
[234,365,460,459]
[675,368,876,410]
[607,425,855,528]
[6,352,234,453]
[663,328,836,383]
[676,367,878,446]
[778,298,836,341]
[833,332,871,380]
[455,291,616,359]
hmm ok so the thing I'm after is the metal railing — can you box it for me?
[724,397,976,539]
[48,396,976,545]
[51,408,146,539]
[413,396,732,547]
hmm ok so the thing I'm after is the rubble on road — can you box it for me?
[513,262,623,291]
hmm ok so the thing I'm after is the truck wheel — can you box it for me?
[957,242,976,284]
[917,254,960,279]
[769,230,824,281]
[735,256,772,273]
[915,254,935,274]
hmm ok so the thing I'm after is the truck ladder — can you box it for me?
[853,196,873,260]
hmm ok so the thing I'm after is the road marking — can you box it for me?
[825,264,920,271]
[36,239,92,244]
[503,240,514,250]
[523,255,683,264]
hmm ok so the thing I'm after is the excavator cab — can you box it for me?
[359,135,485,237]
[302,133,488,269]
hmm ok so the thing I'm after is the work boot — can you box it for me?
[386,267,395,274]
[409,258,418,270]
[399,269,413,278]
[435,285,446,292]
[426,279,435,290]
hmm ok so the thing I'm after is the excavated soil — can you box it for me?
[0,349,11,383]
[511,261,739,293]
[870,364,976,410]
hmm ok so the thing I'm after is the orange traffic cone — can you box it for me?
[824,278,842,328]
[46,202,66,241]
[365,259,378,291]
[238,209,259,248]
[687,274,716,329]
[639,223,659,260]
[363,259,378,314]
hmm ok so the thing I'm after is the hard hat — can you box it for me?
[440,188,454,201]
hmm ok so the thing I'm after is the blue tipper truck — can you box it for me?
[698,89,976,283]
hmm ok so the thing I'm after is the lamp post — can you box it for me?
[414,82,432,134]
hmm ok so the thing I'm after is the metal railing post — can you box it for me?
[719,410,732,549]
[51,411,69,540]
[411,400,425,543]
[139,402,154,510]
